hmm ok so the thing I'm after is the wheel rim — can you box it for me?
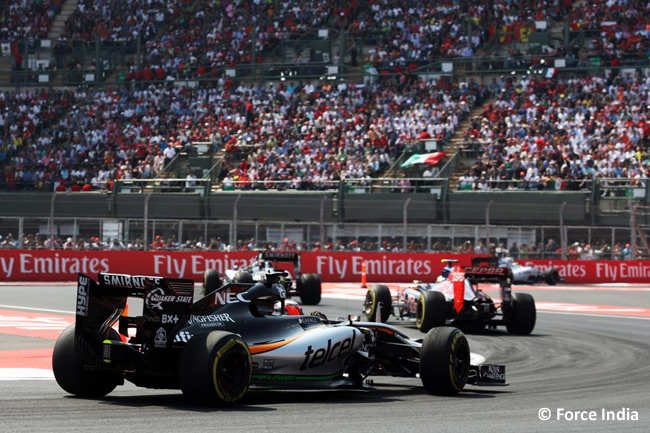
[451,336,470,385]
[218,349,249,395]
[363,290,375,317]
[415,296,424,328]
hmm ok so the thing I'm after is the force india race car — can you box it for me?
[53,271,507,405]
[203,251,322,305]
[363,261,536,335]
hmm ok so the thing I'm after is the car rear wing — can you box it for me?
[257,251,300,262]
[463,266,510,282]
[75,273,195,353]
[257,251,301,275]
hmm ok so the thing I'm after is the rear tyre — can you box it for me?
[232,271,254,284]
[52,325,120,398]
[420,327,470,395]
[544,268,560,285]
[202,269,222,296]
[363,285,392,323]
[506,293,536,335]
[415,290,447,333]
[299,274,321,305]
[179,331,252,405]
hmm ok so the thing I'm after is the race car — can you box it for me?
[203,251,321,305]
[496,257,562,285]
[52,271,507,405]
[363,261,536,335]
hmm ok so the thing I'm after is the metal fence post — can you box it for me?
[232,194,241,248]
[486,200,494,248]
[49,194,56,250]
[319,196,327,247]
[18,217,23,248]
[403,198,411,249]
[630,205,637,258]
[560,201,567,260]
[144,193,152,250]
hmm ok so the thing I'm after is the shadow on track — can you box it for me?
[90,382,505,412]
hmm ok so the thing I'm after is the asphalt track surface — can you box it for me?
[1,283,649,433]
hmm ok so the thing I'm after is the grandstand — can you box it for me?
[0,0,648,258]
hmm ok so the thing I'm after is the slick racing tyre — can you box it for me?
[52,325,121,398]
[544,268,560,285]
[179,331,252,405]
[415,290,446,333]
[232,271,254,284]
[363,284,391,323]
[506,293,536,335]
[298,273,321,305]
[420,327,470,395]
[202,269,222,296]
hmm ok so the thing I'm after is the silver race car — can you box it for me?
[53,271,507,405]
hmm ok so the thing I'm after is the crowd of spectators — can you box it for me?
[352,0,568,69]
[41,0,573,81]
[0,75,486,191]
[0,230,639,260]
[7,0,648,80]
[458,73,650,191]
[0,0,61,44]
[568,0,650,66]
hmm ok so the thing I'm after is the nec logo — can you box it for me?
[214,291,250,305]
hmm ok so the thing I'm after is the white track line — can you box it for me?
[538,310,650,321]
[0,305,75,315]
[0,369,54,380]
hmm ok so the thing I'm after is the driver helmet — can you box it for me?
[255,296,277,315]
[275,299,303,316]
[441,266,452,279]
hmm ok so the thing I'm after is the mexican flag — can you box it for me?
[401,152,446,168]
[544,67,557,78]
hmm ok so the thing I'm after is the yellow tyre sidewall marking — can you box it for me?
[368,289,376,318]
[448,332,463,391]
[416,295,425,328]
[212,338,251,403]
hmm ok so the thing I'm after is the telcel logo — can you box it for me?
[300,331,356,370]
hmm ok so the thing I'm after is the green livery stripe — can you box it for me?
[253,371,343,381]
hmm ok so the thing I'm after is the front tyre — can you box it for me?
[415,290,446,332]
[506,293,536,335]
[202,269,222,296]
[232,271,254,284]
[363,284,392,323]
[420,327,470,395]
[52,325,120,398]
[179,331,251,405]
[544,268,560,285]
[298,274,321,305]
